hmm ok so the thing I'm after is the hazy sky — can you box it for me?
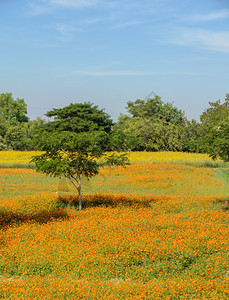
[1,0,229,121]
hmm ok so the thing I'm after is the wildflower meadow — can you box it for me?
[0,151,228,299]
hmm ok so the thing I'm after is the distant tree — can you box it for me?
[182,119,203,153]
[0,115,9,138]
[126,96,186,126]
[0,93,29,123]
[200,94,229,131]
[0,135,7,150]
[199,118,229,162]
[114,96,187,151]
[25,118,47,150]
[3,116,46,151]
[32,131,129,210]
[117,117,185,151]
[5,124,28,150]
[109,128,140,151]
[193,94,229,154]
[43,102,113,134]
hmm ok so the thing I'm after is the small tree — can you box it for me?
[32,131,129,210]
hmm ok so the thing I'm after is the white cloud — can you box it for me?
[185,9,229,22]
[170,28,229,53]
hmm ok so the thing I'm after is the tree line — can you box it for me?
[0,92,228,162]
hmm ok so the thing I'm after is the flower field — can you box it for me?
[0,150,227,168]
[0,151,43,168]
[0,152,228,299]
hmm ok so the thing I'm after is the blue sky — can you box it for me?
[1,0,229,121]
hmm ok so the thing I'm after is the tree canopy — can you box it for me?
[200,94,229,131]
[113,96,187,151]
[43,102,113,133]
[0,93,31,150]
[0,93,29,123]
[198,118,229,162]
[126,96,186,126]
[190,94,229,154]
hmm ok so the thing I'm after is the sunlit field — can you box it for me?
[127,151,218,164]
[0,151,43,168]
[0,150,228,168]
[0,152,228,299]
[0,163,228,200]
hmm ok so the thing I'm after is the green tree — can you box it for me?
[32,131,128,210]
[5,124,28,150]
[24,118,47,150]
[4,118,46,151]
[0,135,7,150]
[118,117,185,151]
[182,119,203,153]
[114,97,187,151]
[126,96,186,126]
[200,94,229,131]
[200,118,229,162]
[43,102,113,134]
[0,115,9,139]
[0,93,29,123]
[0,93,30,150]
[193,94,229,153]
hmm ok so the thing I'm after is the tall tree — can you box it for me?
[193,94,229,153]
[43,102,113,134]
[0,93,29,123]
[199,118,229,162]
[114,96,187,151]
[200,94,229,131]
[126,96,186,126]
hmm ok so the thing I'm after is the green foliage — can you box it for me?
[0,93,47,150]
[3,118,46,151]
[114,97,187,151]
[32,131,107,176]
[0,136,7,150]
[200,119,229,162]
[43,102,113,134]
[5,124,28,151]
[200,94,229,131]
[126,96,186,126]
[183,94,229,153]
[103,153,130,166]
[189,94,229,154]
[32,130,129,209]
[32,131,107,210]
[109,129,140,151]
[0,93,29,123]
[182,119,203,152]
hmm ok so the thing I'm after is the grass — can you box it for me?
[0,169,59,200]
[0,151,228,299]
[0,163,228,200]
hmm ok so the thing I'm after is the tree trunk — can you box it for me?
[77,176,82,210]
